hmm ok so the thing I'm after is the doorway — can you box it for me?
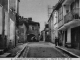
[71,26,80,49]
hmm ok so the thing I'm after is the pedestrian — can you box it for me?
[55,37,59,46]
[33,36,37,42]
[55,37,57,46]
[31,37,34,42]
[9,40,12,49]
[57,37,59,46]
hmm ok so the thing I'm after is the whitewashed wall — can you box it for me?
[10,18,15,46]
[5,11,8,35]
[53,11,58,38]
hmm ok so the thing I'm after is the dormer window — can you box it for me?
[32,26,34,30]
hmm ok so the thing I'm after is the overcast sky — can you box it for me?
[19,0,59,31]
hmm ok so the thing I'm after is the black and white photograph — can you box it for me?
[0,0,80,58]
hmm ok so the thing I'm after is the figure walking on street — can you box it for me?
[55,37,59,46]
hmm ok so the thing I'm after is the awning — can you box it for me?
[58,19,80,31]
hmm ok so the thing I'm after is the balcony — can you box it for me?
[64,8,80,24]
[58,8,80,30]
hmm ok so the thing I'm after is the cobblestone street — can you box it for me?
[20,42,70,58]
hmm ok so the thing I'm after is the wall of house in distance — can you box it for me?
[0,5,3,49]
[28,24,40,40]
[18,24,27,43]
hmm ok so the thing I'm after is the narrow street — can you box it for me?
[19,42,70,58]
[1,0,80,58]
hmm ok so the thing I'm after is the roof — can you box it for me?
[28,21,40,27]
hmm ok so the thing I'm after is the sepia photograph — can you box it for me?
[0,0,80,58]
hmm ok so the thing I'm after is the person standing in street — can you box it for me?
[55,37,59,46]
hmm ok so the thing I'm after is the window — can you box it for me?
[58,7,63,22]
[70,0,79,17]
[75,0,79,8]
[32,26,34,30]
[66,10,69,13]
[53,11,58,25]
[70,0,79,10]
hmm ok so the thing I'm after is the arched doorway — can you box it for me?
[27,34,35,42]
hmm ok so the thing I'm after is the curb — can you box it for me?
[20,46,29,58]
[25,47,29,57]
[15,44,27,58]
[56,46,80,58]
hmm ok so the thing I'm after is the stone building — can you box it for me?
[48,0,80,50]
[44,23,50,42]
[27,18,40,42]
[17,18,28,43]
[40,30,45,42]
[48,7,58,43]
[0,0,20,50]
[58,0,80,49]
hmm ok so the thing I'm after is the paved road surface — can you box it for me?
[20,42,69,58]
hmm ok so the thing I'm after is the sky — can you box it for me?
[19,0,59,31]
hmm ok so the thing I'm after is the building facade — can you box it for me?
[0,0,9,49]
[48,15,52,42]
[61,0,80,49]
[44,23,50,42]
[53,11,58,43]
[18,23,27,43]
[27,18,40,42]
[0,4,5,49]
[48,7,59,43]
[0,0,20,50]
[40,30,45,42]
[17,17,28,43]
[51,0,80,50]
